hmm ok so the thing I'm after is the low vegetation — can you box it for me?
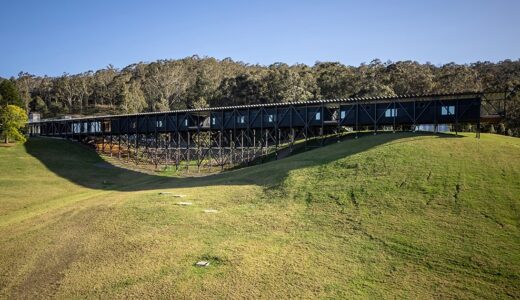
[0,133,519,298]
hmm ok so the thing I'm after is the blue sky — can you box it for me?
[1,0,519,77]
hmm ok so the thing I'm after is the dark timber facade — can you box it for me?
[27,92,501,171]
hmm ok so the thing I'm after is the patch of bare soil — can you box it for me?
[0,143,16,147]
[9,207,104,299]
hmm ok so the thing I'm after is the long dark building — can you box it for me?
[27,92,494,171]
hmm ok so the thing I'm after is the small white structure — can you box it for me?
[28,113,41,134]
[28,112,41,122]
[195,261,210,267]
[415,124,450,132]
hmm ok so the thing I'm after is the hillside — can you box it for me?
[0,133,519,298]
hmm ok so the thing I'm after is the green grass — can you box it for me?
[0,133,519,299]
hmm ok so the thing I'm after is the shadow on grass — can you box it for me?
[24,132,464,192]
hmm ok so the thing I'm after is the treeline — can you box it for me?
[2,56,520,128]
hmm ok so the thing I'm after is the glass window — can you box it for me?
[340,111,346,119]
[268,114,274,122]
[316,112,321,121]
[211,117,216,125]
[72,123,81,133]
[385,108,397,117]
[91,121,101,133]
[441,106,455,116]
[156,120,163,127]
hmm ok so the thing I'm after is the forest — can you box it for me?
[1,56,520,133]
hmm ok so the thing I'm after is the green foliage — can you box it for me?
[0,105,28,143]
[190,97,209,109]
[117,80,147,113]
[30,96,48,114]
[16,57,520,117]
[0,80,23,108]
[314,62,356,98]
[9,57,520,131]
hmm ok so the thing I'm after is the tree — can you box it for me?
[191,97,209,109]
[6,57,520,133]
[435,63,482,93]
[0,80,23,108]
[15,72,38,110]
[30,96,48,115]
[355,60,396,97]
[314,62,355,98]
[117,80,147,113]
[386,61,435,94]
[0,105,28,143]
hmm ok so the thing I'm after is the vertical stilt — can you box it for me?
[187,131,190,171]
[373,103,377,135]
[219,131,223,171]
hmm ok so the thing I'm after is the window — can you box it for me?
[72,123,81,133]
[315,112,321,121]
[237,115,245,124]
[441,106,455,116]
[268,114,275,123]
[156,120,163,128]
[211,117,216,125]
[90,121,101,133]
[184,119,188,126]
[340,111,346,119]
[103,121,111,133]
[385,108,397,117]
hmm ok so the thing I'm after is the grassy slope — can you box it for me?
[0,133,519,299]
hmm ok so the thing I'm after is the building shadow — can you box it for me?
[23,132,464,192]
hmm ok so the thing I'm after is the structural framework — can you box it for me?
[27,92,508,171]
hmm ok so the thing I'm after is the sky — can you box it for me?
[1,0,519,78]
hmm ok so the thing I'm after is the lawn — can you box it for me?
[0,132,519,299]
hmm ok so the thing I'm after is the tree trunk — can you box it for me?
[4,136,8,144]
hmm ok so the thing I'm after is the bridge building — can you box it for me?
[27,92,501,171]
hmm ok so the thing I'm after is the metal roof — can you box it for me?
[33,91,482,123]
